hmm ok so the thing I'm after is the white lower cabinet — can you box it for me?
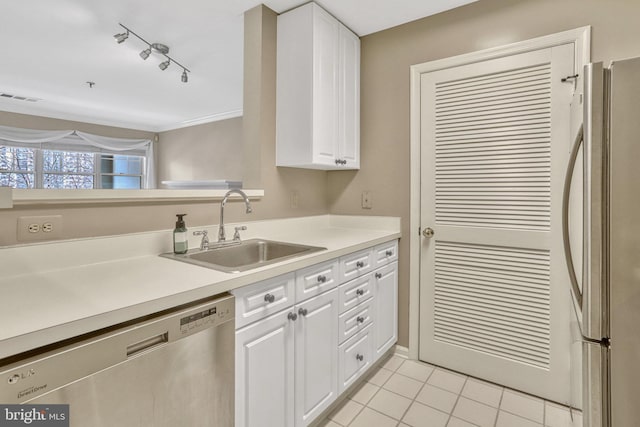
[338,325,373,393]
[234,241,398,427]
[235,307,296,427]
[295,289,339,426]
[373,261,398,358]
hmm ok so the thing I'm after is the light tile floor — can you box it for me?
[320,356,582,427]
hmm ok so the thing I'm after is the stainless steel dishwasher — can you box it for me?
[0,293,235,427]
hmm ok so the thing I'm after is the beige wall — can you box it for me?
[157,117,244,184]
[328,0,640,347]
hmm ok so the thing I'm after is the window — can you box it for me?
[0,146,145,189]
[0,146,35,188]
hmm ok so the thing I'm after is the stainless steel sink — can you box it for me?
[161,239,325,273]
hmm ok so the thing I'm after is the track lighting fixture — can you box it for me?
[113,31,129,44]
[114,23,191,83]
[139,48,151,60]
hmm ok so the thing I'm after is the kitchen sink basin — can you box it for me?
[161,239,326,273]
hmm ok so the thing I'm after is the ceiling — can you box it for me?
[0,0,477,132]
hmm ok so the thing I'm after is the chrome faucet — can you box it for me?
[193,230,209,250]
[218,189,252,242]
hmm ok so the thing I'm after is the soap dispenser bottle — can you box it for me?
[173,214,188,254]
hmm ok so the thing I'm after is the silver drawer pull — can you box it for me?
[298,308,308,317]
[356,261,365,268]
[264,293,276,303]
[356,289,364,296]
[317,275,327,283]
[357,316,365,323]
[385,250,393,257]
[288,312,298,321]
[375,272,383,279]
[356,354,364,362]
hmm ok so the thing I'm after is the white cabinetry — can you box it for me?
[373,262,399,358]
[295,289,339,426]
[233,240,398,427]
[276,2,360,170]
[235,308,295,427]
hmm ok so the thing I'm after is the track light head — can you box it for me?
[181,69,188,83]
[159,59,170,71]
[114,31,129,44]
[139,48,151,60]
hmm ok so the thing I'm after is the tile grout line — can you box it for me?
[493,386,505,427]
[447,375,468,427]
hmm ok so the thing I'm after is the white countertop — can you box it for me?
[0,215,400,359]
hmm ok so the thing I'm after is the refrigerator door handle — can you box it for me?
[563,124,584,309]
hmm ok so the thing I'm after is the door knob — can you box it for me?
[422,227,435,238]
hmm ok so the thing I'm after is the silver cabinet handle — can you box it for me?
[356,289,364,296]
[288,312,298,321]
[317,275,327,283]
[335,159,341,165]
[385,250,393,256]
[356,316,365,324]
[562,124,584,309]
[298,308,308,317]
[264,293,275,303]
[356,354,364,362]
[422,227,435,238]
[375,272,382,279]
[356,261,365,268]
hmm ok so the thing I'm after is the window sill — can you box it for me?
[2,188,265,207]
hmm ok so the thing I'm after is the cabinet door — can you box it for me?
[337,24,360,169]
[236,310,296,427]
[312,5,339,167]
[339,325,373,394]
[295,288,339,426]
[373,262,398,359]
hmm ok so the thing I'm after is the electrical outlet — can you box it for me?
[361,191,372,209]
[17,215,63,241]
[290,190,299,209]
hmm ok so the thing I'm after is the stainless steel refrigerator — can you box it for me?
[564,57,640,427]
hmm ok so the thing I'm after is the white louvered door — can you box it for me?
[419,45,575,403]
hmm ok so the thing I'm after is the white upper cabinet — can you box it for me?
[276,3,360,170]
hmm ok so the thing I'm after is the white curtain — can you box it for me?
[0,125,155,188]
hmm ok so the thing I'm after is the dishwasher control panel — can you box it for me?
[178,297,234,336]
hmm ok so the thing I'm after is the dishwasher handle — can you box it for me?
[126,332,169,357]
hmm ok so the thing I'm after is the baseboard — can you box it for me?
[394,345,409,359]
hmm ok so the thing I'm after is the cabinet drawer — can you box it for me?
[338,299,373,344]
[296,259,340,301]
[339,248,374,282]
[338,325,373,394]
[232,273,295,328]
[373,240,398,268]
[338,273,373,314]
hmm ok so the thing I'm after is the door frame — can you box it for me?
[408,27,591,359]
